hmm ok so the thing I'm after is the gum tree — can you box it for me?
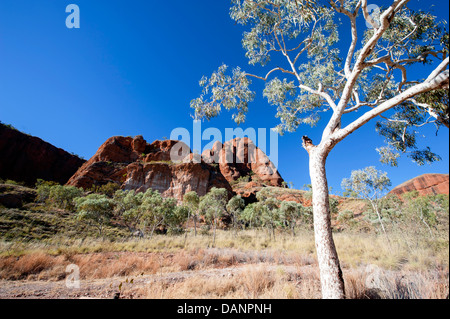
[280,201,306,236]
[341,166,392,239]
[199,187,229,247]
[113,190,145,235]
[191,0,449,298]
[226,195,246,233]
[256,189,282,240]
[74,194,115,237]
[183,191,200,236]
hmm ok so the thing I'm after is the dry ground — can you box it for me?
[0,246,447,299]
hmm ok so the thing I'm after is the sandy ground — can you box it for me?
[0,264,301,299]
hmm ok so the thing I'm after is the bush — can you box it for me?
[35,180,60,203]
[329,197,339,215]
[74,194,115,236]
[91,182,120,198]
[45,185,83,211]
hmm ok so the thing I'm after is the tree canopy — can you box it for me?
[191,0,449,165]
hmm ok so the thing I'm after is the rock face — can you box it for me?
[0,123,85,186]
[202,137,284,187]
[67,135,284,201]
[389,173,449,196]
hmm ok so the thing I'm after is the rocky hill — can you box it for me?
[0,123,85,186]
[389,173,449,196]
[66,135,284,201]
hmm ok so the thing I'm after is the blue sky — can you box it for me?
[0,0,448,194]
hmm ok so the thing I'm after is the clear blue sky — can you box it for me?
[0,0,448,194]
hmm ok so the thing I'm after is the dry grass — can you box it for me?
[0,247,447,299]
[0,228,447,299]
[120,264,448,299]
[333,232,449,271]
[0,251,161,281]
[136,265,312,299]
[1,228,447,274]
[0,247,314,281]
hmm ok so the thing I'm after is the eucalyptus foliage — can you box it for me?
[183,191,200,235]
[341,166,392,201]
[191,0,448,164]
[199,187,229,246]
[226,195,246,231]
[74,194,115,236]
[342,166,392,237]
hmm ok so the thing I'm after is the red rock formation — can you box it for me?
[123,162,232,199]
[67,135,284,202]
[67,135,233,201]
[0,123,85,186]
[200,137,284,187]
[389,173,449,196]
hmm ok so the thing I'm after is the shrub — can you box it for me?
[74,194,115,236]
[48,185,83,211]
[91,182,120,198]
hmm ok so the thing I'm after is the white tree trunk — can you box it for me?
[309,149,346,299]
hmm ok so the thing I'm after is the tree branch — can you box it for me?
[408,98,449,128]
[322,0,410,140]
[332,69,449,144]
[331,0,360,78]
[244,67,295,81]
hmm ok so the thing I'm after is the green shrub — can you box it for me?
[74,194,115,236]
[91,182,120,198]
[47,185,83,211]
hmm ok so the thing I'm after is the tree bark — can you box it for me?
[370,201,390,243]
[193,214,197,236]
[212,215,217,247]
[308,147,346,299]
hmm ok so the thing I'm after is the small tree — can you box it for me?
[140,189,166,238]
[95,182,120,198]
[256,190,282,240]
[240,202,259,229]
[35,179,59,204]
[199,187,228,247]
[74,194,114,237]
[166,205,190,234]
[341,166,392,239]
[403,191,437,237]
[280,201,305,236]
[183,191,200,236]
[226,195,246,233]
[48,185,83,211]
[113,190,145,235]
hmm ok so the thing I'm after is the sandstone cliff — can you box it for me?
[0,123,85,186]
[67,135,284,201]
[389,173,449,196]
[201,137,283,187]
